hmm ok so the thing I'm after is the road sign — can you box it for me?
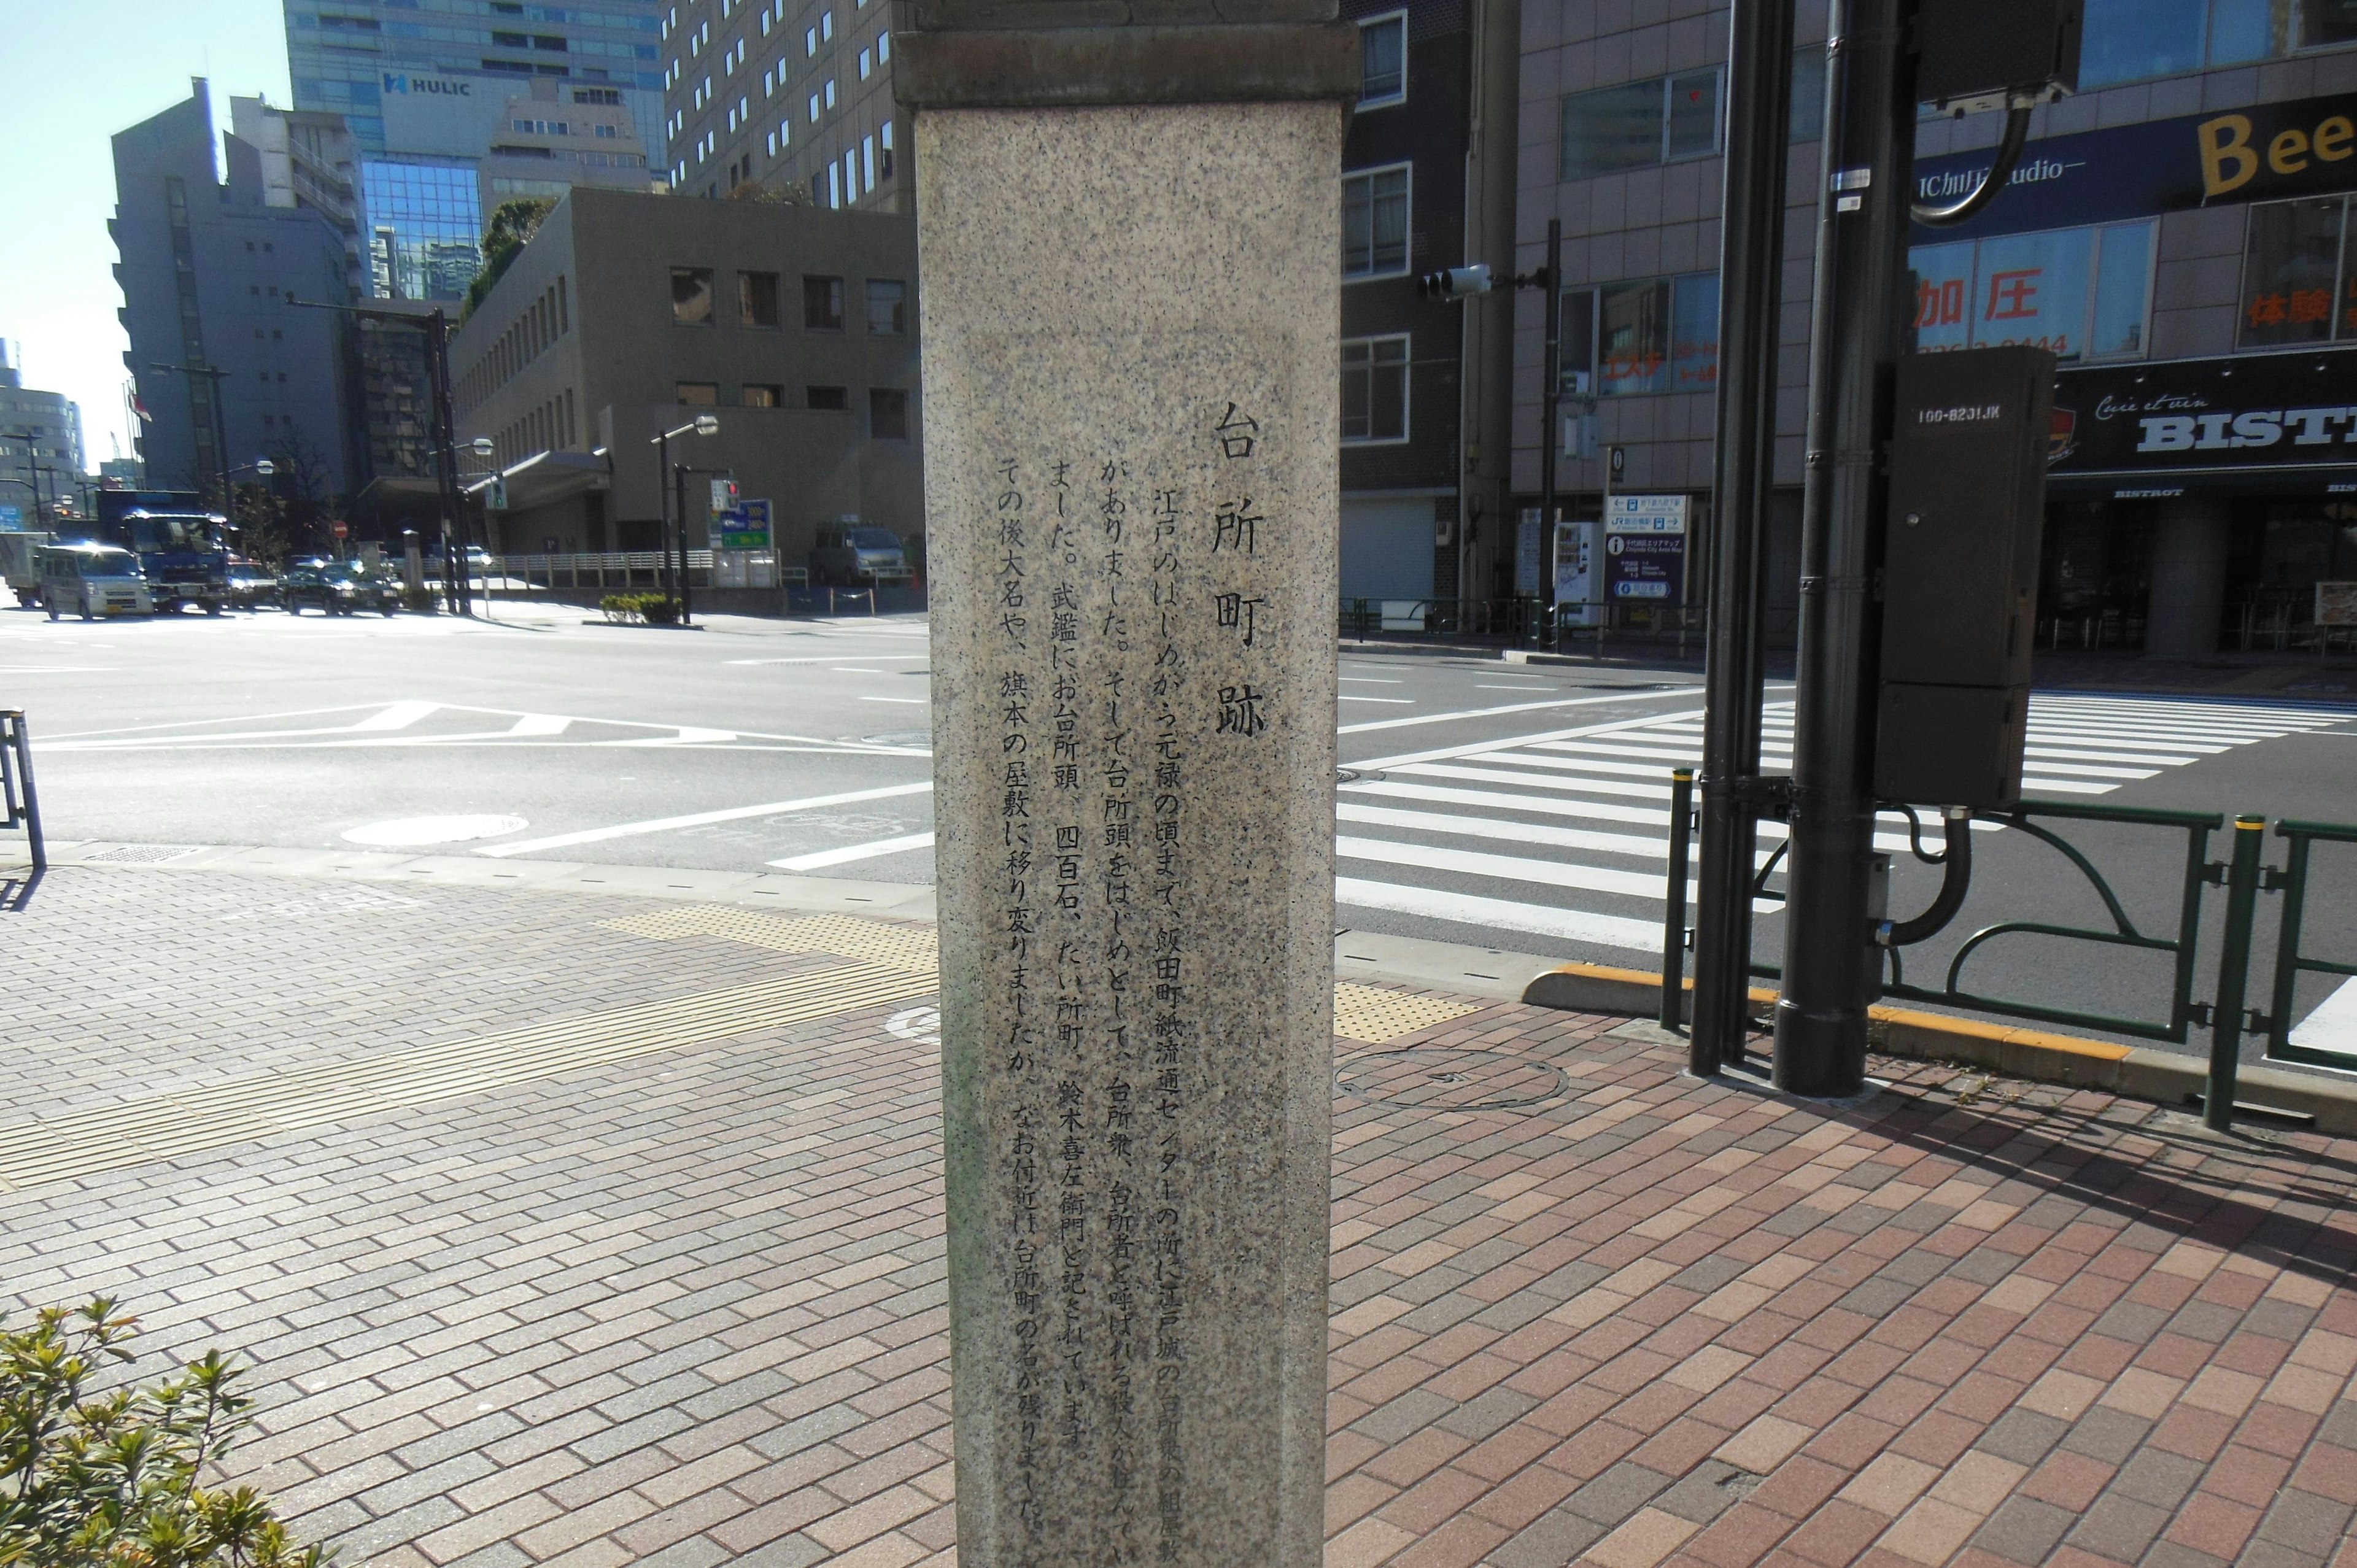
[717,496,772,551]
[0,505,21,532]
[1604,494,1687,601]
[331,519,349,540]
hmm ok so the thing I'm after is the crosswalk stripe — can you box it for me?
[1395,762,1676,801]
[1342,779,1672,828]
[1337,803,1666,860]
[1336,878,1663,951]
[1337,836,1684,901]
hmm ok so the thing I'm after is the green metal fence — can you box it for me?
[2259,819,2357,1074]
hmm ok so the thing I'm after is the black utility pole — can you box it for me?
[1536,218,1562,647]
[673,461,693,627]
[1774,0,1919,1097]
[1690,0,1797,1075]
[420,310,471,616]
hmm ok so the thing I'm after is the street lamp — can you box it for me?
[650,414,719,625]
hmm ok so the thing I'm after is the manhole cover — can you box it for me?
[1337,1048,1569,1111]
[83,844,207,864]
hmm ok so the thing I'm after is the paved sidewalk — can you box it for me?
[2,865,2355,1568]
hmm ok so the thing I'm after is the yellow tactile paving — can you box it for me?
[0,963,934,1192]
[599,905,941,973]
[1331,983,1486,1045]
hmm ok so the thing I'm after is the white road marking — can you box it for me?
[0,666,117,673]
[351,700,442,732]
[1338,677,1403,684]
[1394,762,1675,802]
[1337,835,1681,901]
[860,696,929,705]
[1338,695,1414,705]
[723,654,931,665]
[769,832,937,870]
[1337,877,1662,952]
[506,714,572,736]
[2289,979,2357,1060]
[477,781,936,858]
[343,814,529,848]
[1340,686,1705,735]
[1338,803,1664,860]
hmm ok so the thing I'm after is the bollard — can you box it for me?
[3,711,42,873]
[1664,768,1694,1035]
[2204,814,2266,1132]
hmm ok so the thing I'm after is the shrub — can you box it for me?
[599,593,680,625]
[1,1298,333,1567]
[399,585,439,613]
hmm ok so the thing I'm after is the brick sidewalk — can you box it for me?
[2,867,2354,1568]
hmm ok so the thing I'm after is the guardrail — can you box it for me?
[1660,778,2357,1132]
[1,709,43,872]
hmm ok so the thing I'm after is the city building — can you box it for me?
[0,344,87,528]
[99,458,148,490]
[449,184,921,563]
[658,0,903,209]
[230,95,365,288]
[1339,0,1521,611]
[1520,0,2357,657]
[112,80,362,500]
[287,1,667,300]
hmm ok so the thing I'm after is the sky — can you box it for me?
[1,1,293,476]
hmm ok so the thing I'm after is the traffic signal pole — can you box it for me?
[1690,0,1797,1076]
[1773,0,1919,1097]
[1537,218,1562,647]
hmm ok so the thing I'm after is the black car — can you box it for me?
[223,561,281,611]
[282,561,398,616]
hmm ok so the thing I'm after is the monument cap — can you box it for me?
[893,0,1359,109]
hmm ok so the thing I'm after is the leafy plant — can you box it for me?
[1,1299,331,1568]
[599,592,679,625]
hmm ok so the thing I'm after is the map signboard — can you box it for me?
[1604,494,1687,603]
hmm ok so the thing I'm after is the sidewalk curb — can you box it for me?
[1525,960,2357,1135]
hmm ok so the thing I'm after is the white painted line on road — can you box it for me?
[769,832,937,871]
[1338,677,1403,684]
[352,700,441,732]
[832,667,897,674]
[1339,686,1703,736]
[1339,695,1414,705]
[2290,979,2357,1059]
[1337,803,1664,860]
[1477,683,1553,690]
[1351,708,1706,772]
[1337,877,1661,952]
[0,666,117,673]
[861,695,929,705]
[723,654,931,665]
[1395,763,1675,802]
[1338,835,1678,900]
[506,714,573,736]
[476,781,935,858]
[598,726,740,745]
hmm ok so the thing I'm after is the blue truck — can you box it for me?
[93,489,231,615]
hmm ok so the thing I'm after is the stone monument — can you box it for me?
[901,6,1356,1564]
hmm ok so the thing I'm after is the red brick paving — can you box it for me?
[2,871,2355,1566]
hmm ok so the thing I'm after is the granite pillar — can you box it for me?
[2146,495,2233,660]
[902,10,1356,1566]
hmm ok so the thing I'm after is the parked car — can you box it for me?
[810,523,911,586]
[38,542,153,620]
[223,560,281,611]
[281,560,399,616]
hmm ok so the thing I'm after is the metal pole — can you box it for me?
[8,713,44,873]
[1537,218,1562,650]
[424,312,470,616]
[1692,0,1797,1076]
[2204,815,2267,1133]
[1662,768,1694,1031]
[1774,0,1916,1098]
[678,464,695,627]
[657,430,674,604]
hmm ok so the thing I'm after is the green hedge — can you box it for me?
[600,592,680,625]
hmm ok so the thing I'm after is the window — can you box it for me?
[1342,165,1410,279]
[1359,12,1406,107]
[1341,336,1409,442]
[671,266,714,325]
[824,78,836,109]
[809,92,821,122]
[877,29,889,61]
[676,381,719,404]
[804,274,845,328]
[805,25,817,54]
[1560,69,1724,180]
[880,118,894,177]
[807,385,848,410]
[2080,0,2274,89]
[742,384,783,406]
[827,161,842,207]
[866,277,906,334]
[821,10,834,40]
[870,387,910,439]
[862,134,875,191]
[740,269,780,326]
[2310,0,2357,44]
[859,46,871,78]
[1789,46,1827,142]
[1560,273,1724,395]
[1911,221,2157,360]
[2239,197,2353,349]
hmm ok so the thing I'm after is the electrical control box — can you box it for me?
[1874,345,2057,810]
[1914,0,2082,114]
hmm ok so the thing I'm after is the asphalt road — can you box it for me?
[9,597,2357,1068]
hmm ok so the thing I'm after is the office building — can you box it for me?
[658,0,902,208]
[287,1,667,299]
[112,80,362,498]
[1521,1,2357,657]
[1339,0,1522,611]
[0,344,84,528]
[231,95,365,288]
[449,184,921,561]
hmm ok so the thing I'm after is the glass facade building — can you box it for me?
[362,158,482,300]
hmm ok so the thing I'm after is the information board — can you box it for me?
[718,497,773,551]
[1604,494,1687,602]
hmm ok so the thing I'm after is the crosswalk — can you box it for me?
[1336,693,2353,955]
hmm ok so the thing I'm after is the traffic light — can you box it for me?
[710,477,739,512]
[1417,265,1492,301]
[1914,0,2082,115]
